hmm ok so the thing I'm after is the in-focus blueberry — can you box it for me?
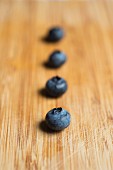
[45,107,71,131]
[48,50,67,68]
[46,76,67,97]
[47,27,64,42]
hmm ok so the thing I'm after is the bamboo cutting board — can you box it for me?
[0,1,113,170]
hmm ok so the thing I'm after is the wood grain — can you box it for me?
[0,1,113,170]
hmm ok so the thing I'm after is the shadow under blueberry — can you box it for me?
[42,61,59,70]
[38,88,62,99]
[38,120,61,134]
[41,36,61,44]
[38,88,53,99]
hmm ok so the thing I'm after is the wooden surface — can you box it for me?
[0,1,113,170]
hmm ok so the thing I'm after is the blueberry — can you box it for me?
[48,27,64,42]
[48,50,67,68]
[46,76,67,97]
[45,107,71,131]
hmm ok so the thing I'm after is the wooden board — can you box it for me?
[0,1,113,170]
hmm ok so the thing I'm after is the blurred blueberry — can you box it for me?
[48,50,67,68]
[47,27,65,42]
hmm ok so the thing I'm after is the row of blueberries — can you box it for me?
[43,27,71,131]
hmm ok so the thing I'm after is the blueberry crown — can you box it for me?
[53,107,62,114]
[52,76,61,82]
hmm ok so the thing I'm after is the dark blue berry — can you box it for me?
[48,27,64,42]
[46,76,67,97]
[48,50,67,68]
[45,107,71,131]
